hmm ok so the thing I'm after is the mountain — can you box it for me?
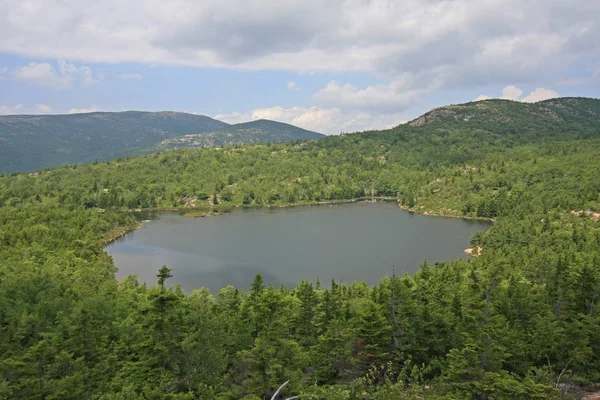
[157,119,324,150]
[347,97,600,168]
[0,111,229,173]
[407,97,600,140]
[2,97,600,398]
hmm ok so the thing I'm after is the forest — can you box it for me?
[0,98,599,399]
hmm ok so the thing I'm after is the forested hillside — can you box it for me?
[0,98,599,399]
[0,111,228,173]
[158,119,324,151]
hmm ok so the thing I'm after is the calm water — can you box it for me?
[106,202,489,293]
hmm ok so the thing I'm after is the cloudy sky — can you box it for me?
[1,0,599,134]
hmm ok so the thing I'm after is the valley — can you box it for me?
[0,98,599,399]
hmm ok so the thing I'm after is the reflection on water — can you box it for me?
[106,202,490,293]
[111,242,291,291]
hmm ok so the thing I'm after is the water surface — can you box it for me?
[106,202,489,293]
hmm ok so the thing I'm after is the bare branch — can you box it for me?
[271,380,290,400]
[555,361,571,388]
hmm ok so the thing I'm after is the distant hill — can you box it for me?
[2,97,600,398]
[0,111,229,173]
[157,119,324,150]
[406,97,600,141]
[3,98,597,174]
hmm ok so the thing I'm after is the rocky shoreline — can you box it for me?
[397,204,492,222]
[105,222,143,245]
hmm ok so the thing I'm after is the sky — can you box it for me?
[0,0,599,134]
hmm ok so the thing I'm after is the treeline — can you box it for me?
[0,98,599,398]
[1,208,598,399]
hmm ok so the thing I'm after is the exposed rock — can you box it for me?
[464,247,483,256]
[571,210,600,222]
[158,120,323,151]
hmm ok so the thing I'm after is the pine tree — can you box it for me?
[292,280,318,347]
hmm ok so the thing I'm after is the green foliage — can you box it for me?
[1,97,600,398]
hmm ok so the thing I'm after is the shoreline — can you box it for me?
[105,222,143,245]
[397,204,493,222]
[104,198,383,245]
[105,197,491,246]
[122,196,399,214]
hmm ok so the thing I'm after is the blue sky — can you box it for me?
[1,0,599,134]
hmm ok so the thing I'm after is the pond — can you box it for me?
[106,201,489,293]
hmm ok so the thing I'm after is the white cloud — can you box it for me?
[219,77,419,133]
[500,85,524,100]
[0,66,8,79]
[313,79,424,113]
[476,85,560,103]
[287,81,299,90]
[68,105,100,114]
[36,104,53,113]
[0,103,54,115]
[0,0,597,93]
[57,60,99,87]
[213,111,248,125]
[0,103,103,115]
[119,72,143,80]
[521,88,560,103]
[14,62,72,89]
[216,105,406,135]
[80,66,99,87]
[13,60,99,89]
[0,104,24,115]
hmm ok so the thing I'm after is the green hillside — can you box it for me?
[1,98,599,399]
[0,111,228,173]
[158,119,324,150]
